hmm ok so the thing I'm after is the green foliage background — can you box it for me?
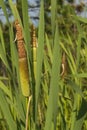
[0,0,87,130]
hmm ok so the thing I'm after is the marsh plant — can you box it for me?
[0,0,87,130]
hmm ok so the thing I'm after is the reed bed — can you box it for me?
[0,0,87,130]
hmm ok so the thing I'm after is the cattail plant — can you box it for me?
[15,20,30,97]
[31,24,37,79]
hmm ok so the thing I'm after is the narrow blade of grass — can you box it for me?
[76,22,82,70]
[22,0,31,61]
[45,34,53,63]
[0,89,17,130]
[77,16,87,23]
[68,80,84,98]
[0,26,6,55]
[74,99,87,130]
[0,0,9,24]
[15,91,26,123]
[0,81,11,98]
[0,43,10,73]
[35,0,44,123]
[51,0,57,36]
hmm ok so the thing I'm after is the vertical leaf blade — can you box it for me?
[36,0,44,121]
[44,24,61,130]
[0,0,9,24]
[51,0,57,35]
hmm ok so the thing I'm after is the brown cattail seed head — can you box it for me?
[15,20,26,59]
[17,40,26,58]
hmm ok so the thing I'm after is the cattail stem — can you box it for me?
[25,95,32,130]
[31,25,37,80]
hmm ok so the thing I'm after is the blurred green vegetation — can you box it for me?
[0,0,87,130]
